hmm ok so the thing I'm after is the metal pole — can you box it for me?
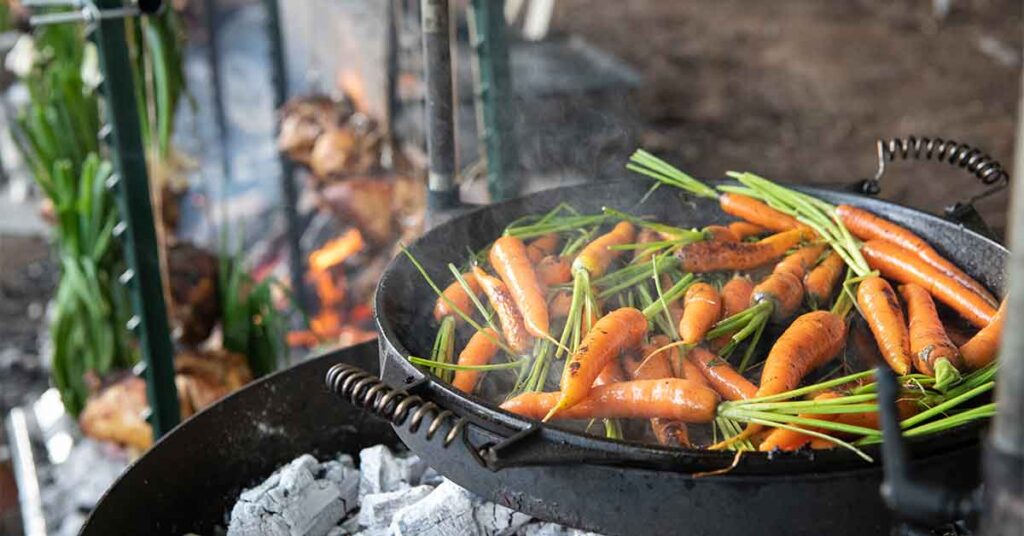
[982,60,1024,536]
[91,0,179,436]
[469,0,518,201]
[421,0,458,212]
[263,0,310,316]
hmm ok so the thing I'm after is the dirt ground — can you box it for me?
[555,0,1022,235]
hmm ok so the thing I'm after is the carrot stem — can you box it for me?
[741,416,872,462]
[736,314,768,371]
[627,150,719,199]
[641,273,695,318]
[899,381,994,429]
[409,356,526,372]
[448,263,497,332]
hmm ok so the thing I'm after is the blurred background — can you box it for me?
[0,0,1020,534]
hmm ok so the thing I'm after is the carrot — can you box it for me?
[472,266,533,354]
[862,239,995,328]
[751,272,804,323]
[900,283,964,379]
[836,204,996,306]
[593,357,627,387]
[490,236,550,339]
[728,221,767,240]
[550,307,648,418]
[679,282,722,345]
[807,401,919,450]
[660,274,685,325]
[502,379,719,422]
[719,192,808,233]
[676,228,808,273]
[651,419,691,447]
[526,233,560,263]
[451,328,501,393]
[758,392,841,452]
[536,255,572,287]
[773,245,825,279]
[856,276,911,375]
[634,338,677,380]
[758,310,847,397]
[687,346,758,401]
[704,225,738,242]
[710,276,755,349]
[633,228,660,262]
[573,221,636,277]
[804,251,845,307]
[549,290,573,318]
[960,299,1006,370]
[433,272,481,322]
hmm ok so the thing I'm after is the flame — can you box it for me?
[338,69,367,114]
[309,229,365,273]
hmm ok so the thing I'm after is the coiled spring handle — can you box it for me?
[325,363,466,447]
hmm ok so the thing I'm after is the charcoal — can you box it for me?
[518,523,603,536]
[390,480,530,536]
[227,454,359,536]
[358,485,434,529]
[418,466,443,487]
[357,445,427,498]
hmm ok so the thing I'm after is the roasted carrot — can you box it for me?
[687,346,758,401]
[490,236,550,339]
[836,204,996,306]
[679,282,722,345]
[502,379,719,422]
[806,401,919,449]
[651,419,691,447]
[573,221,636,277]
[862,239,995,328]
[660,274,685,325]
[804,251,845,307]
[634,338,677,380]
[728,221,767,240]
[526,233,560,263]
[758,310,847,397]
[472,266,533,354]
[960,299,1006,370]
[676,228,808,273]
[857,276,911,375]
[549,290,573,318]
[710,276,755,349]
[773,245,825,279]
[633,228,660,262]
[900,283,964,378]
[758,392,841,452]
[551,307,648,418]
[536,255,572,287]
[719,192,808,233]
[593,357,628,387]
[451,328,501,393]
[433,272,481,322]
[704,225,738,243]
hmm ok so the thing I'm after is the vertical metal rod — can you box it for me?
[263,0,310,316]
[203,0,232,182]
[469,0,518,201]
[983,63,1024,536]
[421,0,458,211]
[91,0,179,436]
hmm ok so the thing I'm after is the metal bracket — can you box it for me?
[26,0,162,27]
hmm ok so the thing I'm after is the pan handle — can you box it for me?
[851,136,1009,239]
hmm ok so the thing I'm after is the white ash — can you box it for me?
[226,445,606,536]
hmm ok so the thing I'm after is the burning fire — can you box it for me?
[288,228,377,348]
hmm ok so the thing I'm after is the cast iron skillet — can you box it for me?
[80,341,395,536]
[335,177,1006,535]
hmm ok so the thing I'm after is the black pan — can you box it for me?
[80,341,396,535]
[339,178,1006,535]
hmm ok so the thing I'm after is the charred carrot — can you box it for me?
[960,300,1006,370]
[836,204,996,306]
[804,251,845,307]
[549,307,648,419]
[704,225,738,242]
[773,244,825,279]
[593,357,628,387]
[433,272,481,322]
[503,379,719,422]
[751,271,804,323]
[710,276,755,350]
[728,221,767,240]
[573,221,636,277]
[490,236,550,339]
[651,419,691,447]
[635,337,691,446]
[758,310,848,397]
[451,328,501,393]
[856,276,911,375]
[472,266,533,354]
[676,228,808,273]
[687,346,758,401]
[679,282,723,345]
[536,255,572,287]
[900,283,964,386]
[526,233,560,263]
[862,239,995,328]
